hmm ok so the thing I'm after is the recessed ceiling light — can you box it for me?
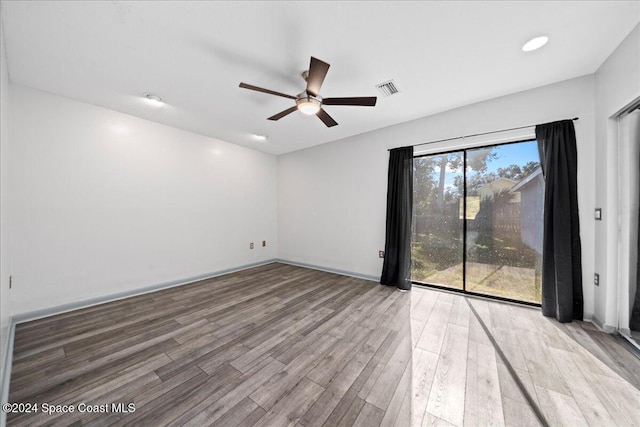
[522,36,549,52]
[143,93,164,107]
[253,134,268,141]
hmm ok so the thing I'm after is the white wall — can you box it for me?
[278,75,596,318]
[594,23,640,330]
[0,6,12,385]
[9,85,277,315]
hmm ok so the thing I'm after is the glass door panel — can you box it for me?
[412,152,464,289]
[465,142,542,303]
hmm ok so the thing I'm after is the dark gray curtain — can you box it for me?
[381,147,413,290]
[536,120,583,322]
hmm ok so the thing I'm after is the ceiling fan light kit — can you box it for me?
[239,56,377,128]
[296,96,322,115]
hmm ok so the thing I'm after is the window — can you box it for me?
[412,139,542,304]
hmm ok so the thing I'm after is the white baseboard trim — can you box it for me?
[274,259,380,283]
[591,314,617,333]
[0,258,277,425]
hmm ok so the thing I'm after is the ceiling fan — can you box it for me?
[239,56,377,128]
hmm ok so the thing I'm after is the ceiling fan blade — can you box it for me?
[267,106,298,121]
[306,57,330,97]
[239,82,296,100]
[323,96,377,107]
[316,108,338,127]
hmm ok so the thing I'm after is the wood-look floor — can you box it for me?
[8,263,412,426]
[411,286,640,426]
[7,262,640,426]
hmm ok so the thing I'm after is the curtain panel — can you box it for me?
[536,120,583,322]
[381,146,413,290]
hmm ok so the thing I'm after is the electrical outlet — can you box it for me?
[594,273,599,286]
[379,250,385,258]
[262,240,266,247]
[595,208,602,220]
[250,242,254,249]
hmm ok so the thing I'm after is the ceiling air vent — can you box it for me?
[375,80,400,97]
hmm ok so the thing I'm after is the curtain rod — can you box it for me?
[388,117,579,151]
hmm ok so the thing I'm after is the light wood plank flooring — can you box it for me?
[411,286,640,426]
[7,263,640,426]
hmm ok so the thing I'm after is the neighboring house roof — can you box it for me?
[476,177,518,193]
[510,167,543,192]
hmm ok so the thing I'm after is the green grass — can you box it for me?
[411,232,462,283]
[411,231,541,303]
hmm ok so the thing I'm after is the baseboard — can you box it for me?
[275,259,380,283]
[591,314,617,333]
[0,258,277,425]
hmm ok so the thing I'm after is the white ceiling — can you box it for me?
[2,1,638,155]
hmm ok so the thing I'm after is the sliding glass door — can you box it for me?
[412,140,542,304]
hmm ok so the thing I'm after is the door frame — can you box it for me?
[616,100,640,336]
